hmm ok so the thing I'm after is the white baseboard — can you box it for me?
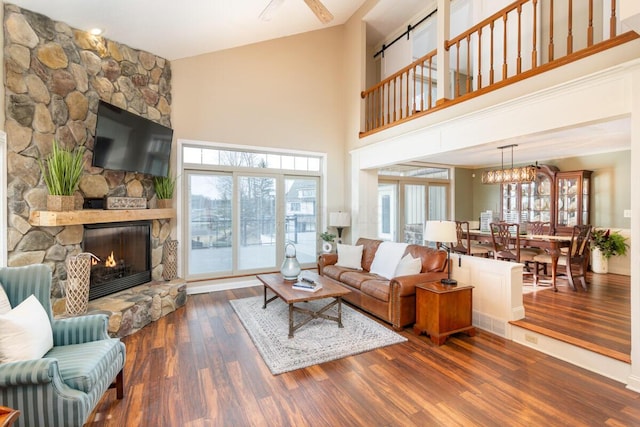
[626,373,640,393]
[186,277,261,294]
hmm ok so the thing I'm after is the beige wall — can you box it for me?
[466,150,632,229]
[454,167,474,221]
[171,27,348,216]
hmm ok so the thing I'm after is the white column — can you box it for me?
[436,0,451,103]
[627,66,640,392]
[350,151,379,241]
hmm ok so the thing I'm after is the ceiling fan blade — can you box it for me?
[259,0,286,21]
[303,0,334,24]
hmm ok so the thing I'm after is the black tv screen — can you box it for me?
[93,101,173,177]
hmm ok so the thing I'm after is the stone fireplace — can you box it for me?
[4,4,173,297]
[84,221,152,300]
[3,5,187,337]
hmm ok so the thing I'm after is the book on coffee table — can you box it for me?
[292,276,323,292]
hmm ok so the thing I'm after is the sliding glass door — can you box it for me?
[185,171,319,279]
[238,175,277,271]
[378,178,451,243]
[285,177,318,265]
[188,173,233,276]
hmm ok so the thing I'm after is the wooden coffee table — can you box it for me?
[257,272,350,338]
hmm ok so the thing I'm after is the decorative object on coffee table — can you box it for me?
[38,140,85,212]
[154,168,177,208]
[279,242,301,281]
[413,281,475,345]
[64,252,97,315]
[162,239,178,281]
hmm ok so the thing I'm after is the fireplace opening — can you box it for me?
[83,221,152,300]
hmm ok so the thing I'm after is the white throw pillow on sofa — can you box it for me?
[0,295,53,363]
[394,254,423,277]
[370,242,408,279]
[336,244,364,270]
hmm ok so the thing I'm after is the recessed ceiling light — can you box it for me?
[89,28,103,36]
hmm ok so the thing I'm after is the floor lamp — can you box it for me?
[424,220,458,285]
[329,212,351,244]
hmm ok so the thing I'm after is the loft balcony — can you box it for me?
[360,0,639,137]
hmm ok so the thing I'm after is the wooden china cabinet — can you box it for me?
[500,165,558,230]
[500,165,592,235]
[554,170,592,235]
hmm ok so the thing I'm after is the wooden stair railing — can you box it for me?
[361,0,635,137]
[361,49,437,134]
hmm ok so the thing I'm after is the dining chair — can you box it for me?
[525,221,551,275]
[451,221,490,257]
[532,224,592,291]
[526,221,551,236]
[489,223,540,272]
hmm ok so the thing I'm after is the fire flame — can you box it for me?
[105,251,116,268]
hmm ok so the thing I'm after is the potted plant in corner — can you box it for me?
[38,140,85,211]
[590,228,628,274]
[154,170,177,209]
[320,230,336,253]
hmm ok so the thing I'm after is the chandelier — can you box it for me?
[481,144,536,184]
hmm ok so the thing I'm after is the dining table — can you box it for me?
[464,230,572,291]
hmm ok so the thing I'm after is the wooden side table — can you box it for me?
[413,281,475,345]
[0,406,20,427]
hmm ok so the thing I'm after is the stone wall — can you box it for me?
[3,4,174,301]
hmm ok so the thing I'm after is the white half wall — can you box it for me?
[450,255,524,339]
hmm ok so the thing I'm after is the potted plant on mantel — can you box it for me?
[590,228,628,274]
[38,140,85,212]
[153,170,177,209]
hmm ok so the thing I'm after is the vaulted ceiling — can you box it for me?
[7,0,631,167]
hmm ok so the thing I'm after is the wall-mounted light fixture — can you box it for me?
[481,144,536,184]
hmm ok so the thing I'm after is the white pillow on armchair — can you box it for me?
[0,295,54,363]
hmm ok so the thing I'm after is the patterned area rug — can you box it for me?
[230,296,407,375]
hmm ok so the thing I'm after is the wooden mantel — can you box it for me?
[29,208,175,227]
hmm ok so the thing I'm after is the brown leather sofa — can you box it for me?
[318,237,448,330]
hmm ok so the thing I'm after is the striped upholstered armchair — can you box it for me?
[0,264,125,427]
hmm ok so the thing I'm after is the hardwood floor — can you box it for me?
[86,284,639,426]
[514,272,631,362]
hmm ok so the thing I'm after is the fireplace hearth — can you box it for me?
[84,221,152,300]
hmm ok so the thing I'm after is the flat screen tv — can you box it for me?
[93,101,173,177]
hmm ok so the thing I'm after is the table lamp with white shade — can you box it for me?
[424,220,458,285]
[329,212,351,243]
